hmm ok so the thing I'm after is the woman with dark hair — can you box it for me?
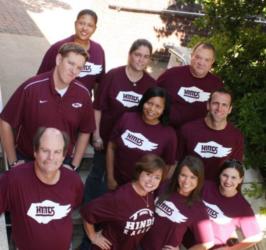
[84,39,156,202]
[37,9,105,92]
[141,155,214,250]
[81,154,165,250]
[106,86,176,190]
[201,159,262,249]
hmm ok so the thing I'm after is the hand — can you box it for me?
[162,245,180,250]
[91,230,112,250]
[10,159,25,168]
[92,137,104,151]
[107,177,118,190]
[63,164,75,171]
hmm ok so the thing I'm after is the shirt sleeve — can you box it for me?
[73,175,84,209]
[37,44,58,74]
[157,70,168,88]
[79,98,96,133]
[80,191,117,224]
[231,132,244,161]
[0,83,27,129]
[93,69,113,110]
[109,113,126,142]
[238,202,261,238]
[176,126,186,162]
[190,203,214,244]
[162,128,177,165]
[0,172,10,213]
[95,47,106,84]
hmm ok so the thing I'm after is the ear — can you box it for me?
[55,54,62,66]
[228,105,232,114]
[206,101,210,111]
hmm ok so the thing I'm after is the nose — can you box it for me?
[217,103,223,112]
[47,152,54,160]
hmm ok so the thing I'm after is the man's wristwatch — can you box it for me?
[9,160,19,167]
[69,163,77,170]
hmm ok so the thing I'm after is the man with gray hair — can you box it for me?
[0,127,84,250]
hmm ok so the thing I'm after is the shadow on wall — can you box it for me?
[153,2,208,62]
[20,0,71,13]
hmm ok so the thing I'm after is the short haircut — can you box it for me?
[132,154,166,182]
[209,87,233,106]
[192,42,216,60]
[58,42,89,62]
[158,155,205,206]
[218,159,244,192]
[76,9,98,24]
[138,86,171,126]
[129,39,153,56]
[33,127,69,156]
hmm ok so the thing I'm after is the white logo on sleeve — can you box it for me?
[194,141,232,158]
[178,86,210,103]
[27,200,71,224]
[121,130,158,151]
[203,200,232,224]
[79,62,103,77]
[116,91,142,108]
[155,198,188,223]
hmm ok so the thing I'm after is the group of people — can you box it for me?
[0,8,263,250]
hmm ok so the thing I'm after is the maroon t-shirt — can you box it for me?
[0,162,84,250]
[141,183,213,250]
[202,181,261,248]
[110,112,177,185]
[37,35,105,92]
[81,182,155,250]
[93,66,156,146]
[158,65,223,128]
[0,71,96,159]
[177,118,244,180]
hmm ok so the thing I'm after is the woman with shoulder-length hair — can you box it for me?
[37,9,105,92]
[141,155,214,250]
[80,154,165,250]
[84,39,156,203]
[201,159,263,249]
[106,86,177,190]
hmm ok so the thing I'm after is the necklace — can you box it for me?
[132,183,149,207]
[140,194,149,208]
[125,66,143,87]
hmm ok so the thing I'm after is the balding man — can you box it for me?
[0,127,84,250]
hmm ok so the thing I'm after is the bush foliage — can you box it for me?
[183,0,266,175]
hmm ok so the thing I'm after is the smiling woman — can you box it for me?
[201,160,263,249]
[80,154,165,250]
[106,86,177,190]
[37,9,105,93]
[141,155,214,250]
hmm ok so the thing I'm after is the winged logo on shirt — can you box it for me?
[203,200,232,224]
[79,62,103,77]
[121,130,158,151]
[27,200,71,224]
[194,141,232,158]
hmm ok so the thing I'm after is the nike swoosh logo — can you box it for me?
[39,100,48,104]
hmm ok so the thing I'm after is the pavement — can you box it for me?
[0,0,266,249]
[0,0,171,104]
